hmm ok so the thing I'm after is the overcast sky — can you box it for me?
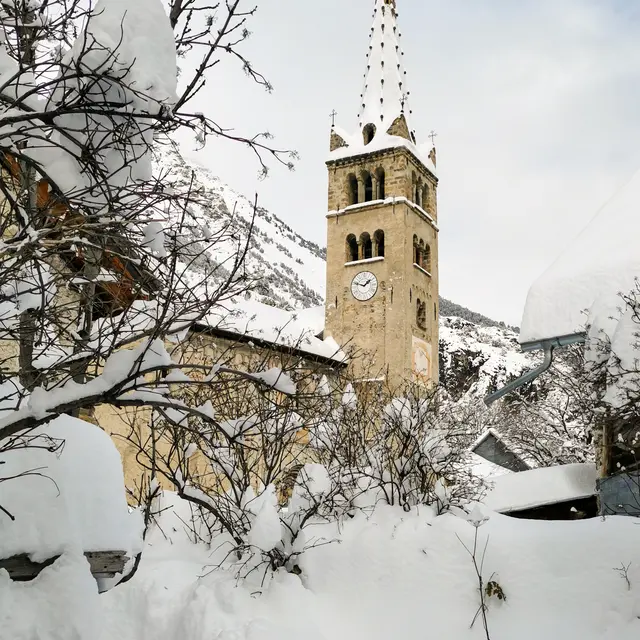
[177,0,640,325]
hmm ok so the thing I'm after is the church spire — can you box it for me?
[358,0,414,143]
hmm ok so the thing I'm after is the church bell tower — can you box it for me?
[324,0,439,389]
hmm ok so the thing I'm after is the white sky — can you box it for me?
[177,0,640,326]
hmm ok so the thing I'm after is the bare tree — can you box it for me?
[0,0,296,527]
[491,346,596,467]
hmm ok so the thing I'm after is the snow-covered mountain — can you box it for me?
[439,316,536,401]
[156,144,535,397]
[155,144,326,310]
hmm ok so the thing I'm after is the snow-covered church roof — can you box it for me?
[200,300,346,364]
[520,169,640,344]
[327,0,436,175]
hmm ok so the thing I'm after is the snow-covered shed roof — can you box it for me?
[468,452,512,481]
[520,170,640,344]
[199,299,346,365]
[0,415,141,563]
[483,463,597,514]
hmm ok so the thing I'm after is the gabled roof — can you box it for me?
[471,429,531,473]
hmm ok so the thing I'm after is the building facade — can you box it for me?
[324,0,439,389]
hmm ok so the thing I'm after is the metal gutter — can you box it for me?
[484,332,586,406]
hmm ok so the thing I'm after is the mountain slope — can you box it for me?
[155,144,326,310]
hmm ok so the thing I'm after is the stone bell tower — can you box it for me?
[324,0,439,389]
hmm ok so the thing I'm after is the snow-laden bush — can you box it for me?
[313,383,485,515]
[124,367,485,580]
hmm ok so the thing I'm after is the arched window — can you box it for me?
[411,171,418,202]
[360,232,372,260]
[373,230,385,258]
[347,174,358,206]
[422,184,430,211]
[413,235,420,265]
[424,243,432,273]
[364,172,373,202]
[363,123,376,145]
[418,239,425,267]
[346,234,358,262]
[376,168,386,200]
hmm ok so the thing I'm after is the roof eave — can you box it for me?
[190,323,349,368]
[520,332,586,353]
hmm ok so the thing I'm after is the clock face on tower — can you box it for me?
[351,271,378,301]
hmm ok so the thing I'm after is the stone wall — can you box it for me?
[96,328,342,492]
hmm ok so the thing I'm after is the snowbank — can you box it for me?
[484,462,597,513]
[0,553,103,639]
[520,169,640,344]
[100,495,640,640]
[0,415,141,563]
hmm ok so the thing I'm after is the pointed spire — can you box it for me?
[358,0,414,143]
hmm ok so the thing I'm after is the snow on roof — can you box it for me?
[520,169,640,344]
[468,452,512,481]
[483,462,597,513]
[85,0,178,107]
[328,133,437,177]
[201,298,347,364]
[0,415,141,562]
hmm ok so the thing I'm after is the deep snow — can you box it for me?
[4,492,635,640]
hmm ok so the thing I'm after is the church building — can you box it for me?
[323,0,440,388]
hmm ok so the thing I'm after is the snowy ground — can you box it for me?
[7,494,638,640]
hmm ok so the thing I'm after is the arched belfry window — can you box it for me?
[363,123,376,145]
[424,243,432,273]
[422,184,430,211]
[374,230,385,258]
[376,167,386,200]
[364,172,373,202]
[346,234,358,262]
[413,235,420,265]
[360,232,372,260]
[418,239,425,267]
[347,174,358,206]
